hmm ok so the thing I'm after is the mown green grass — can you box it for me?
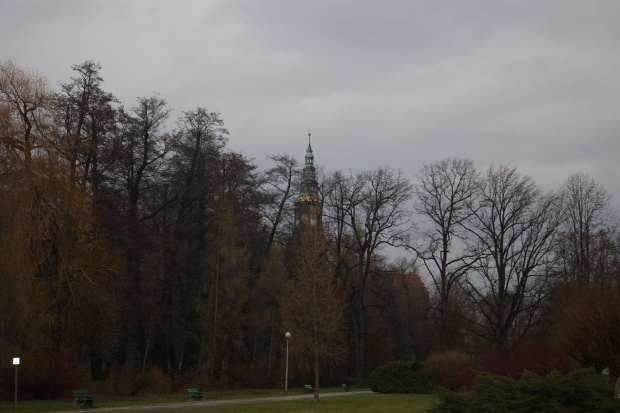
[0,388,439,413]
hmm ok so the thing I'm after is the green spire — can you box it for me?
[300,131,319,202]
[305,133,314,167]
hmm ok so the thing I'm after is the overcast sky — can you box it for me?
[2,0,619,209]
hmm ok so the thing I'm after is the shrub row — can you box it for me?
[369,356,619,412]
[369,351,476,394]
[368,361,433,394]
[430,368,619,413]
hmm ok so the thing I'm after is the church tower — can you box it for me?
[295,132,322,227]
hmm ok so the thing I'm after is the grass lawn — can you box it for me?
[0,390,438,413]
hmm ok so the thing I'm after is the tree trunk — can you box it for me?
[314,346,320,403]
[266,303,275,383]
[354,287,365,387]
[90,348,104,381]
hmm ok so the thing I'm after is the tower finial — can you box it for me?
[308,128,311,145]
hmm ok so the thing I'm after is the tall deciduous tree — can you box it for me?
[0,60,54,172]
[323,167,413,385]
[552,175,620,386]
[54,60,118,189]
[553,277,620,385]
[557,172,616,283]
[259,154,300,254]
[283,226,347,403]
[411,158,478,350]
[108,95,175,366]
[250,248,288,386]
[202,151,259,386]
[463,165,560,352]
[322,170,361,279]
[0,61,123,381]
[155,108,228,375]
[114,95,174,222]
[351,168,413,385]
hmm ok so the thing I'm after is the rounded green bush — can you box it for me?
[368,361,434,394]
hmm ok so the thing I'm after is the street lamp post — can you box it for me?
[285,332,291,394]
[13,357,19,413]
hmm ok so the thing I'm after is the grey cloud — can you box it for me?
[1,0,619,207]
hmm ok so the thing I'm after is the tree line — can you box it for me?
[0,60,618,396]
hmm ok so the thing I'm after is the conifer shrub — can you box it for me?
[368,361,433,394]
[424,350,476,391]
[430,368,619,413]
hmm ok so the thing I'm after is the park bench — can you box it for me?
[303,384,313,393]
[72,389,95,409]
[187,388,203,400]
[342,383,349,391]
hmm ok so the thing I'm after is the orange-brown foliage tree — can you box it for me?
[283,226,347,403]
[553,278,620,385]
[0,60,123,388]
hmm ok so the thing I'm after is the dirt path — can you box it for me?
[44,391,373,412]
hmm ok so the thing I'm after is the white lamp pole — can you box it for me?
[13,357,19,413]
[285,332,291,394]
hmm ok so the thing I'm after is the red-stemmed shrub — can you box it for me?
[479,341,575,379]
[425,351,476,391]
[0,348,84,400]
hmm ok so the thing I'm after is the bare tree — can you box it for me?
[410,158,478,350]
[108,95,174,366]
[352,167,413,384]
[157,108,228,375]
[322,170,362,278]
[463,165,560,352]
[323,167,413,385]
[552,174,620,386]
[115,95,174,222]
[259,154,300,254]
[0,60,54,173]
[171,108,228,244]
[54,60,118,189]
[557,172,616,282]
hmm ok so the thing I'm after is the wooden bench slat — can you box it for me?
[186,388,203,400]
[72,390,95,408]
